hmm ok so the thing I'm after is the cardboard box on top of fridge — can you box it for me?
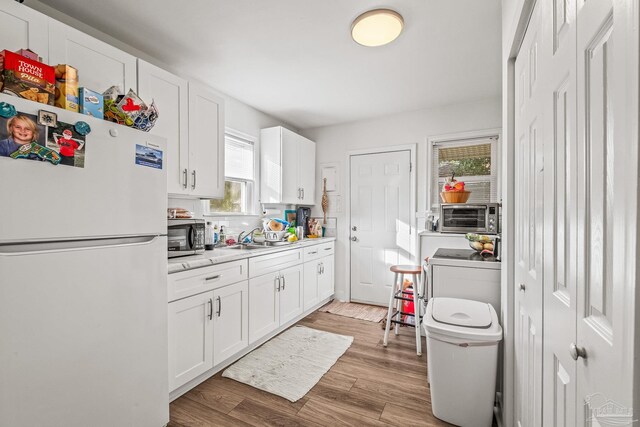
[79,87,104,119]
[0,50,55,105]
[14,49,40,61]
[54,64,79,112]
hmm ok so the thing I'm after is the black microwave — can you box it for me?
[439,203,500,234]
[167,219,205,258]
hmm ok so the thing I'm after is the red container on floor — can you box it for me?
[403,287,415,315]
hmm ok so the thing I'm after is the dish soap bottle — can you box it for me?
[213,224,219,245]
[219,226,226,246]
[205,221,215,250]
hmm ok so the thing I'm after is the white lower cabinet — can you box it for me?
[303,261,320,311]
[248,272,279,343]
[213,281,249,366]
[168,291,214,392]
[169,241,335,395]
[248,264,303,344]
[318,255,334,300]
[279,264,303,324]
[303,255,334,310]
[168,280,248,391]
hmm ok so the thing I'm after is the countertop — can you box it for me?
[168,237,336,274]
[419,230,467,237]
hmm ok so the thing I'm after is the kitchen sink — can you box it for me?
[226,241,293,250]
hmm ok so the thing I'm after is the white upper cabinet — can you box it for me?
[188,82,225,199]
[260,126,316,205]
[48,19,136,93]
[138,61,225,199]
[0,1,49,62]
[137,60,189,195]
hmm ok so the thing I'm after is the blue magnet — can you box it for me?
[74,121,91,136]
[0,102,17,118]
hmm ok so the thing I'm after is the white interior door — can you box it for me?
[350,150,411,306]
[514,2,544,425]
[541,0,579,425]
[575,0,637,424]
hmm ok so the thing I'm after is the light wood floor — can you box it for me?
[168,310,452,426]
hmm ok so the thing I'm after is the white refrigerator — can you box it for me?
[0,95,169,426]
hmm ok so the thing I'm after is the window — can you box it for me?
[209,131,255,214]
[430,136,499,208]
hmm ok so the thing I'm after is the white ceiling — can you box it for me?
[35,0,502,129]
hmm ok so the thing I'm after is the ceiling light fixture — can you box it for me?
[351,9,404,47]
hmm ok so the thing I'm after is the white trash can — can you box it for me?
[423,297,502,427]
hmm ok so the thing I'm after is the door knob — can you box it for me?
[350,236,358,242]
[519,283,526,291]
[569,343,587,360]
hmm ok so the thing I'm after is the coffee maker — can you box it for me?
[296,207,311,236]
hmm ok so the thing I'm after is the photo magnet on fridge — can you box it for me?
[135,144,163,169]
[0,111,61,165]
[46,122,86,168]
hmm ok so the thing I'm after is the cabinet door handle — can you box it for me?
[208,298,213,320]
[321,263,324,274]
[183,168,188,189]
[275,275,281,292]
[324,247,331,251]
[216,296,221,317]
[281,274,286,290]
[309,250,318,255]
[317,263,321,274]
[205,275,221,281]
[302,188,305,200]
[191,170,197,190]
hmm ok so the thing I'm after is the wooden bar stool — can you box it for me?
[383,264,423,355]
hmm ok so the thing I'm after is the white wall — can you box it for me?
[302,98,502,301]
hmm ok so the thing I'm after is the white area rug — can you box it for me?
[222,326,353,402]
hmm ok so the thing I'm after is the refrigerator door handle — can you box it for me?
[0,235,161,255]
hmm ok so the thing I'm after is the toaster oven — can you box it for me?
[439,203,500,234]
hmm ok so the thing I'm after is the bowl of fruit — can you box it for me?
[465,233,494,255]
[440,174,471,203]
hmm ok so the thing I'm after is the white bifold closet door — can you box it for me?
[514,0,638,426]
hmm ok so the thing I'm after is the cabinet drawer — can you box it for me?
[168,259,248,302]
[249,249,303,278]
[303,242,334,263]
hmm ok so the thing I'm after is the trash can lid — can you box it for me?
[423,297,503,342]
[432,297,493,328]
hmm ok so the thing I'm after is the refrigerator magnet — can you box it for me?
[38,110,57,128]
[135,144,163,169]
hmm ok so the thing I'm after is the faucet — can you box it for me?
[237,227,262,246]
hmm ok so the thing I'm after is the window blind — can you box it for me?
[225,134,254,181]
[431,137,498,207]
